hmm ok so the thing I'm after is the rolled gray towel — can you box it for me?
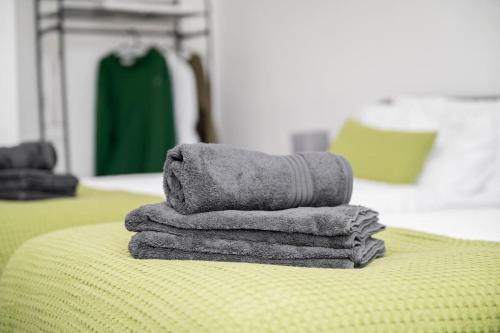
[0,141,57,170]
[129,232,385,268]
[164,144,353,214]
[126,203,384,248]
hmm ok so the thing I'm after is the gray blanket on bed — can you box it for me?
[129,232,385,268]
[164,144,353,214]
[125,203,384,248]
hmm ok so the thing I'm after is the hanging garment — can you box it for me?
[95,47,176,176]
[165,51,200,144]
[188,54,217,143]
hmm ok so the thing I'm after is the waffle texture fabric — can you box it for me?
[1,223,498,332]
[0,186,161,275]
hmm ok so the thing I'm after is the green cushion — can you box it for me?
[0,186,161,276]
[0,223,498,332]
[331,119,437,183]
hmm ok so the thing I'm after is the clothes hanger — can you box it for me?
[115,29,149,66]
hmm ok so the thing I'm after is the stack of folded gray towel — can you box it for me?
[126,144,385,269]
[0,141,78,200]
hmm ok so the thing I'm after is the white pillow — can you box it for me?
[438,98,500,199]
[358,96,497,196]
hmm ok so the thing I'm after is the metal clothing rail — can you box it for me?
[34,0,213,173]
[40,26,209,38]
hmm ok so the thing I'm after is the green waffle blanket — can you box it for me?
[0,186,161,276]
[1,223,498,332]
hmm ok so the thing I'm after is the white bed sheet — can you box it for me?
[83,173,164,196]
[82,174,500,242]
[381,209,500,242]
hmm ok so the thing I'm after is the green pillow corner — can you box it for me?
[330,119,437,184]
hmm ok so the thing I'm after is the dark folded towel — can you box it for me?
[164,143,353,214]
[0,190,76,201]
[0,141,57,170]
[0,169,78,200]
[129,232,385,268]
[126,203,384,248]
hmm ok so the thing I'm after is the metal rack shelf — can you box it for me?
[39,6,205,22]
[34,0,212,173]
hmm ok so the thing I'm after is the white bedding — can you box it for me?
[82,174,500,242]
[83,173,164,196]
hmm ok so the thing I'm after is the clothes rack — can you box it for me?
[34,0,213,172]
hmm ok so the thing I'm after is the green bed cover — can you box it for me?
[0,186,161,276]
[1,222,498,332]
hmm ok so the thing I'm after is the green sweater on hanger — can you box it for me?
[95,48,176,176]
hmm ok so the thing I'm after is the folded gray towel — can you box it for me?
[0,190,76,201]
[0,141,57,170]
[129,232,385,268]
[126,203,383,248]
[164,144,353,214]
[0,169,78,200]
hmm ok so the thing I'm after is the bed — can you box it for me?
[0,221,498,332]
[1,96,499,332]
[1,173,498,332]
[0,186,160,276]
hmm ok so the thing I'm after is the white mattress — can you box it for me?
[82,174,500,242]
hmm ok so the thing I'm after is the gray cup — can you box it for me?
[291,130,330,153]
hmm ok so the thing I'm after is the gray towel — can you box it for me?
[0,190,76,201]
[164,144,353,214]
[126,203,384,248]
[0,169,78,200]
[0,141,57,170]
[129,232,385,268]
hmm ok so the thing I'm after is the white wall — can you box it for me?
[0,0,20,145]
[12,0,500,175]
[216,0,500,154]
[0,0,38,145]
